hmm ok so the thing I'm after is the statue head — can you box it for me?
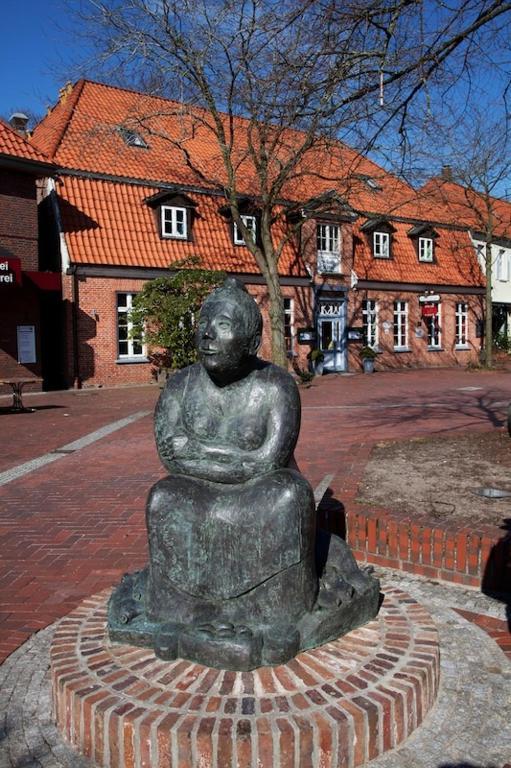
[197,278,262,382]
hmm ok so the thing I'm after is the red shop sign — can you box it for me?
[421,304,438,317]
[0,257,22,286]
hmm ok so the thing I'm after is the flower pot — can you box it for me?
[362,358,375,374]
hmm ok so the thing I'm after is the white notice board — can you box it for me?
[17,325,37,364]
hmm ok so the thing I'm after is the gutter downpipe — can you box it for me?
[46,178,81,389]
[68,265,81,389]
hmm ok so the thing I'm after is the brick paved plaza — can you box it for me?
[1,368,510,766]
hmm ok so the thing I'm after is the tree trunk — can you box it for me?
[484,240,493,368]
[254,211,288,369]
[266,270,288,368]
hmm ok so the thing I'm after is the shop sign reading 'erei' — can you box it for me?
[0,257,22,285]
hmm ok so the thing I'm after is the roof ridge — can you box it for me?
[423,176,511,210]
[43,78,416,193]
[72,77,185,106]
[32,79,87,160]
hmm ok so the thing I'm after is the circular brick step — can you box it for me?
[51,587,440,767]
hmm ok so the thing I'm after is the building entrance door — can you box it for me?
[317,299,347,372]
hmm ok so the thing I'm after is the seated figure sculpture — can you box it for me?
[109,278,379,670]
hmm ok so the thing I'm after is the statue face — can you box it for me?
[197,299,255,380]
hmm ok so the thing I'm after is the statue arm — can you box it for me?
[164,372,300,483]
[154,371,191,471]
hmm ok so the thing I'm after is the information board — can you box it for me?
[17,325,36,364]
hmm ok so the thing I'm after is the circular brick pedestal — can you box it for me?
[51,587,440,767]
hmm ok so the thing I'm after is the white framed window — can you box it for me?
[161,206,187,239]
[362,299,378,347]
[393,300,408,349]
[316,223,341,273]
[426,304,441,348]
[284,297,294,354]
[117,293,145,359]
[418,237,434,262]
[373,231,390,259]
[455,302,469,347]
[233,214,257,245]
[495,248,508,281]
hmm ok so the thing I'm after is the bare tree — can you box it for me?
[419,109,511,367]
[68,0,511,366]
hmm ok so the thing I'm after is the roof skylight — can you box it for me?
[119,127,149,149]
[355,174,382,192]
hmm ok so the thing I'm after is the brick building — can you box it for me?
[29,80,485,388]
[0,119,58,392]
[421,174,511,347]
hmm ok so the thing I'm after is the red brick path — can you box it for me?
[1,369,510,662]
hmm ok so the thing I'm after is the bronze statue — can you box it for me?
[109,278,379,670]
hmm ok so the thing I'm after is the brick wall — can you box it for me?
[348,289,483,371]
[0,169,42,389]
[68,275,314,387]
[65,270,484,388]
[0,285,42,387]
[0,170,38,269]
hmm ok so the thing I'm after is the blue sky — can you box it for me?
[0,0,81,120]
[1,0,510,195]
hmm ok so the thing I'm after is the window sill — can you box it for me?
[116,357,149,364]
[455,345,470,350]
[161,234,188,240]
[427,347,443,352]
[393,347,411,353]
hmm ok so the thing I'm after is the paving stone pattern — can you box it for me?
[1,571,510,768]
[1,371,511,765]
[2,370,510,662]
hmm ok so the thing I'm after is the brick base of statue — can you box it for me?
[51,587,439,767]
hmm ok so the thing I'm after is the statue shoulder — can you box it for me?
[256,361,299,400]
[156,363,201,409]
[162,363,200,392]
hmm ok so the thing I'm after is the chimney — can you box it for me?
[9,112,29,135]
[441,164,453,181]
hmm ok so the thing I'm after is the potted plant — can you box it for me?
[307,348,325,376]
[360,345,377,373]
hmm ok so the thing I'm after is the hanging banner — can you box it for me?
[0,257,21,286]
[421,305,438,317]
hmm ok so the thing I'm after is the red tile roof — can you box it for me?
[33,80,484,286]
[0,119,51,165]
[354,220,482,287]
[59,175,302,275]
[32,80,416,212]
[420,178,511,240]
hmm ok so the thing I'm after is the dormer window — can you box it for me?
[408,223,438,263]
[119,127,148,149]
[145,190,197,241]
[361,217,395,259]
[161,206,187,239]
[419,237,434,262]
[373,231,390,259]
[317,223,341,273]
[233,214,257,246]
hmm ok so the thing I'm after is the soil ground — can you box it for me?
[357,428,511,527]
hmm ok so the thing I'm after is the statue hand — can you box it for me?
[160,434,190,461]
